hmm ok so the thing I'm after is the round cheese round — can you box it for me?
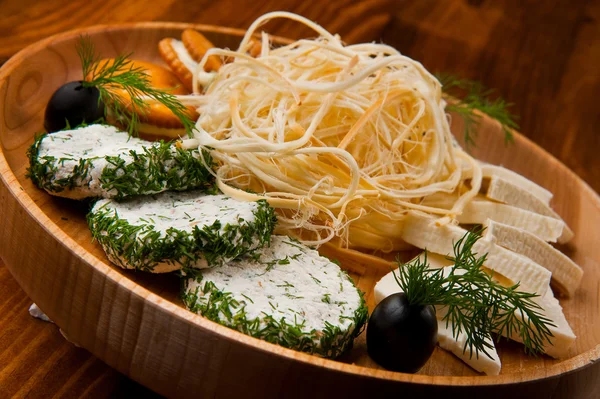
[88,192,276,273]
[183,235,367,358]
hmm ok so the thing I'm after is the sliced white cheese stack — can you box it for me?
[375,251,578,374]
[483,219,583,297]
[485,175,560,218]
[400,211,552,296]
[423,194,570,244]
[483,175,574,243]
[374,258,502,376]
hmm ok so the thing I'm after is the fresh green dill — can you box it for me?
[283,239,304,250]
[76,35,196,136]
[284,293,304,300]
[321,293,332,304]
[259,255,293,276]
[276,281,295,288]
[436,73,518,148]
[393,229,555,359]
[241,294,254,304]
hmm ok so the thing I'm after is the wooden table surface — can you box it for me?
[0,0,598,397]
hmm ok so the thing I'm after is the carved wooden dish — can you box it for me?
[0,23,598,398]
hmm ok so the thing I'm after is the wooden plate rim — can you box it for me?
[0,21,599,387]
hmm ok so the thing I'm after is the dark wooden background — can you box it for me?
[0,0,598,397]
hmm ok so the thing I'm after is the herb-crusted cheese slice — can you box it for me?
[183,235,368,359]
[27,124,215,200]
[88,192,276,273]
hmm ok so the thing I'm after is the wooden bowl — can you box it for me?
[0,23,599,399]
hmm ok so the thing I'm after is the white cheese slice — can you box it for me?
[374,265,502,375]
[437,322,501,376]
[373,253,453,304]
[501,289,576,359]
[463,163,553,205]
[458,200,569,243]
[183,235,367,359]
[422,193,569,243]
[483,220,583,296]
[485,175,559,218]
[484,176,574,243]
[400,211,552,296]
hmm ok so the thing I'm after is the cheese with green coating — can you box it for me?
[88,192,276,273]
[27,124,215,200]
[182,235,368,358]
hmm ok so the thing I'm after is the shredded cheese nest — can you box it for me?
[182,11,482,251]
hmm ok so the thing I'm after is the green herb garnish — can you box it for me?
[393,229,554,359]
[437,73,518,148]
[76,35,196,136]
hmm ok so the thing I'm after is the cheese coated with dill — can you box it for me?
[88,192,277,273]
[182,235,367,358]
[27,124,214,200]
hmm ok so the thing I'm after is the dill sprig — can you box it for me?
[437,73,518,148]
[76,35,196,136]
[394,229,555,359]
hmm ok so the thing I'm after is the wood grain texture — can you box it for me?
[0,23,599,399]
[383,0,600,193]
[0,2,598,398]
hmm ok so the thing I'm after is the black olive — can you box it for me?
[367,292,438,373]
[44,81,105,132]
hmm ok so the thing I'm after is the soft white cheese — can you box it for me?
[36,125,202,199]
[38,125,147,198]
[90,192,268,273]
[184,235,365,358]
[95,193,258,237]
